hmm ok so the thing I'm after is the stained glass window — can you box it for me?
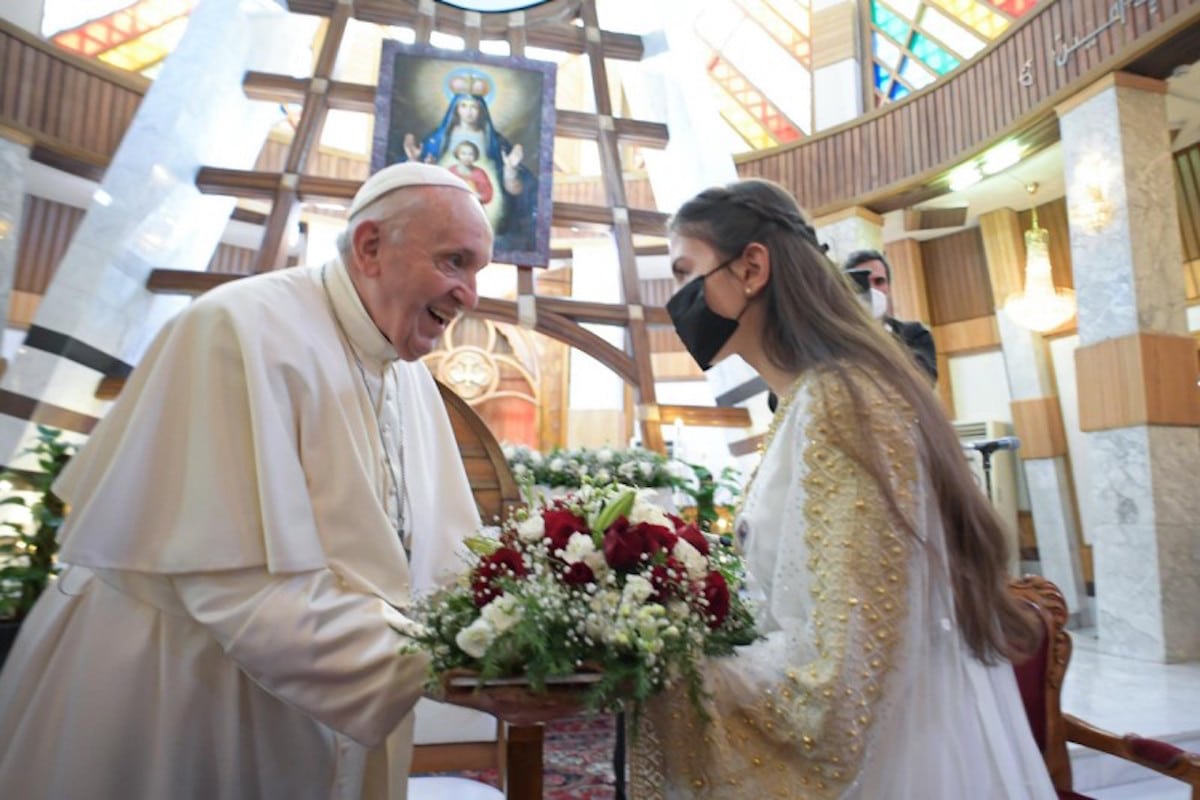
[51,0,196,75]
[693,0,808,150]
[870,0,1042,106]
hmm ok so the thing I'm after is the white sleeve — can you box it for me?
[174,567,430,748]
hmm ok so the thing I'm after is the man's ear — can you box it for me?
[740,241,771,297]
[351,220,383,278]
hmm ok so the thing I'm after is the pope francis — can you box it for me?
[0,163,494,799]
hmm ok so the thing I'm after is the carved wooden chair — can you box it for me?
[1009,575,1200,800]
[408,383,544,800]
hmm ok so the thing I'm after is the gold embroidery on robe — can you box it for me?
[632,368,919,798]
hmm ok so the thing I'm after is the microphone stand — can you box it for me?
[981,447,995,504]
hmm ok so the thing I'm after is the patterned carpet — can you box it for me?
[451,713,620,799]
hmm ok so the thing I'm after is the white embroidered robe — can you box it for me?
[632,369,1057,799]
[0,258,480,799]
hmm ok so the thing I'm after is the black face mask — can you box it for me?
[666,256,744,371]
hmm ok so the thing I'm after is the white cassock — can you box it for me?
[0,257,481,799]
[631,368,1057,800]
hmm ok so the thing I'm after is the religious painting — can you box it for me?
[372,41,557,267]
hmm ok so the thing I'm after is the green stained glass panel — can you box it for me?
[870,2,910,46]
[909,31,959,74]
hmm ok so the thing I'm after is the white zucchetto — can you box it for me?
[348,162,473,218]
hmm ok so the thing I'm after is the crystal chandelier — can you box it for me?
[1003,208,1076,333]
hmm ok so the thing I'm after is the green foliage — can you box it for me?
[0,426,76,621]
[677,463,742,533]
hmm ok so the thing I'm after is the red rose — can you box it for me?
[667,513,686,529]
[471,547,527,607]
[543,509,590,555]
[676,523,710,556]
[561,561,595,586]
[603,518,678,572]
[703,571,731,628]
[603,517,641,571]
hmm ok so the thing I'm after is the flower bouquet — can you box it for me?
[404,483,759,721]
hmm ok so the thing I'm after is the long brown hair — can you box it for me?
[669,178,1037,662]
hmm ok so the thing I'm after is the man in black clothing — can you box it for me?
[844,248,938,383]
[765,250,937,414]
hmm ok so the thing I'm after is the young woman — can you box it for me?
[632,179,1055,799]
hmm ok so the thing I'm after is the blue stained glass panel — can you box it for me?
[889,81,910,100]
[873,62,890,90]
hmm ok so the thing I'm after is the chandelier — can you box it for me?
[1003,207,1076,333]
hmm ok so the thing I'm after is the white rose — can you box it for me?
[501,443,516,459]
[622,574,654,606]
[517,513,545,543]
[563,532,596,564]
[455,618,496,659]
[629,494,673,528]
[639,462,654,477]
[529,451,544,465]
[583,549,607,575]
[513,463,528,476]
[673,539,708,581]
[481,595,522,634]
[595,468,611,484]
[597,448,614,464]
[549,458,565,472]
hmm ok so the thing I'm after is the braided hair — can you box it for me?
[668,178,1038,664]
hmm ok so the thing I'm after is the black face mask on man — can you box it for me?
[666,256,748,371]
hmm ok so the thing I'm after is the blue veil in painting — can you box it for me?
[404,92,538,255]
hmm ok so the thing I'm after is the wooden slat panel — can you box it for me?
[921,227,994,325]
[0,20,147,167]
[1175,143,1200,264]
[14,195,84,294]
[931,315,1001,355]
[1014,199,1075,292]
[734,0,1200,216]
[207,243,257,275]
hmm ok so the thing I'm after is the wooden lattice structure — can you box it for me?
[137,0,760,453]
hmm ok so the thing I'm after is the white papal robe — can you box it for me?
[631,368,1057,799]
[0,258,481,799]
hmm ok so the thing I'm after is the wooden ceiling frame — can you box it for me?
[252,4,351,271]
[139,0,688,452]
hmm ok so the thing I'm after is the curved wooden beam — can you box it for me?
[736,0,1200,216]
[472,297,638,386]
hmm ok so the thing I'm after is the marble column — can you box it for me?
[813,206,883,267]
[0,128,30,341]
[980,208,1090,622]
[1058,73,1200,662]
[0,0,309,465]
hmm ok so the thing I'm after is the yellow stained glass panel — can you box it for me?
[927,0,1010,39]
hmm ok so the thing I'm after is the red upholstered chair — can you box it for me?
[1009,576,1200,800]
